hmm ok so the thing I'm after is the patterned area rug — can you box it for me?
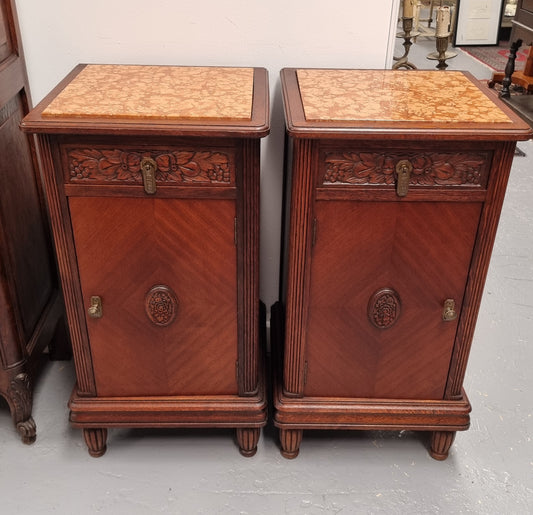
[459,41,529,72]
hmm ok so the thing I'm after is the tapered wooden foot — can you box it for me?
[83,428,108,457]
[280,429,303,459]
[430,430,456,460]
[236,428,260,457]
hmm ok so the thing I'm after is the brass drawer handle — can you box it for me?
[140,157,157,194]
[88,296,103,319]
[395,159,413,197]
[442,298,457,321]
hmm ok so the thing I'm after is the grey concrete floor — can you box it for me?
[1,37,532,514]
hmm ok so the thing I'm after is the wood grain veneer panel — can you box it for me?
[0,95,53,342]
[304,200,482,400]
[69,197,238,397]
[0,1,12,62]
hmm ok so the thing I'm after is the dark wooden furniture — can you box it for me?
[273,68,531,460]
[502,93,533,126]
[0,0,68,444]
[21,64,269,457]
[500,40,533,127]
[488,40,533,128]
[489,40,533,95]
[510,0,533,43]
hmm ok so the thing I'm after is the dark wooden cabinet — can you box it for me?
[22,64,269,456]
[511,0,533,44]
[273,68,531,460]
[0,0,68,443]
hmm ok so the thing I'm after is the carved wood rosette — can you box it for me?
[368,288,401,329]
[67,148,234,185]
[322,151,489,188]
[144,285,178,327]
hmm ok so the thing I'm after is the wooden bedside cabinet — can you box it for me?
[273,68,531,460]
[21,64,269,457]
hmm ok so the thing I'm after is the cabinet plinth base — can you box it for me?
[69,384,267,457]
[274,399,470,461]
[273,389,471,460]
[271,302,470,460]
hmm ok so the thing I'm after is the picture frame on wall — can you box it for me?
[454,0,505,45]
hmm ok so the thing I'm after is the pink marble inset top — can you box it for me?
[296,69,511,124]
[42,65,254,121]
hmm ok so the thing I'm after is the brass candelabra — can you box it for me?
[393,17,420,70]
[427,34,457,70]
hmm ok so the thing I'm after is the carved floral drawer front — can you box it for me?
[319,149,491,189]
[63,146,236,187]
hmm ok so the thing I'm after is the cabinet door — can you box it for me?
[305,200,481,400]
[69,197,238,397]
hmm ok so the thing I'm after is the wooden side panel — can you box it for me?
[69,197,238,397]
[0,96,53,343]
[446,141,517,398]
[0,0,54,363]
[305,200,482,400]
[236,139,260,395]
[0,0,68,443]
[283,139,316,396]
[0,1,12,62]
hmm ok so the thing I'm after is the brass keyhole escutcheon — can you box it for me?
[442,298,457,321]
[140,157,157,195]
[395,159,413,197]
[88,296,103,319]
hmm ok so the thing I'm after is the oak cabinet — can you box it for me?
[273,68,531,459]
[22,64,269,457]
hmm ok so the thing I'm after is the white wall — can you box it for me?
[16,0,398,313]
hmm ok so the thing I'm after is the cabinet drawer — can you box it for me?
[61,144,236,189]
[319,149,491,190]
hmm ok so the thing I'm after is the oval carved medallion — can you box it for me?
[368,288,401,329]
[145,285,178,327]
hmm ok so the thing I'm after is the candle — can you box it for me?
[414,1,422,30]
[403,0,414,18]
[436,6,451,37]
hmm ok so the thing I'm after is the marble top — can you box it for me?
[296,69,511,124]
[42,65,254,121]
